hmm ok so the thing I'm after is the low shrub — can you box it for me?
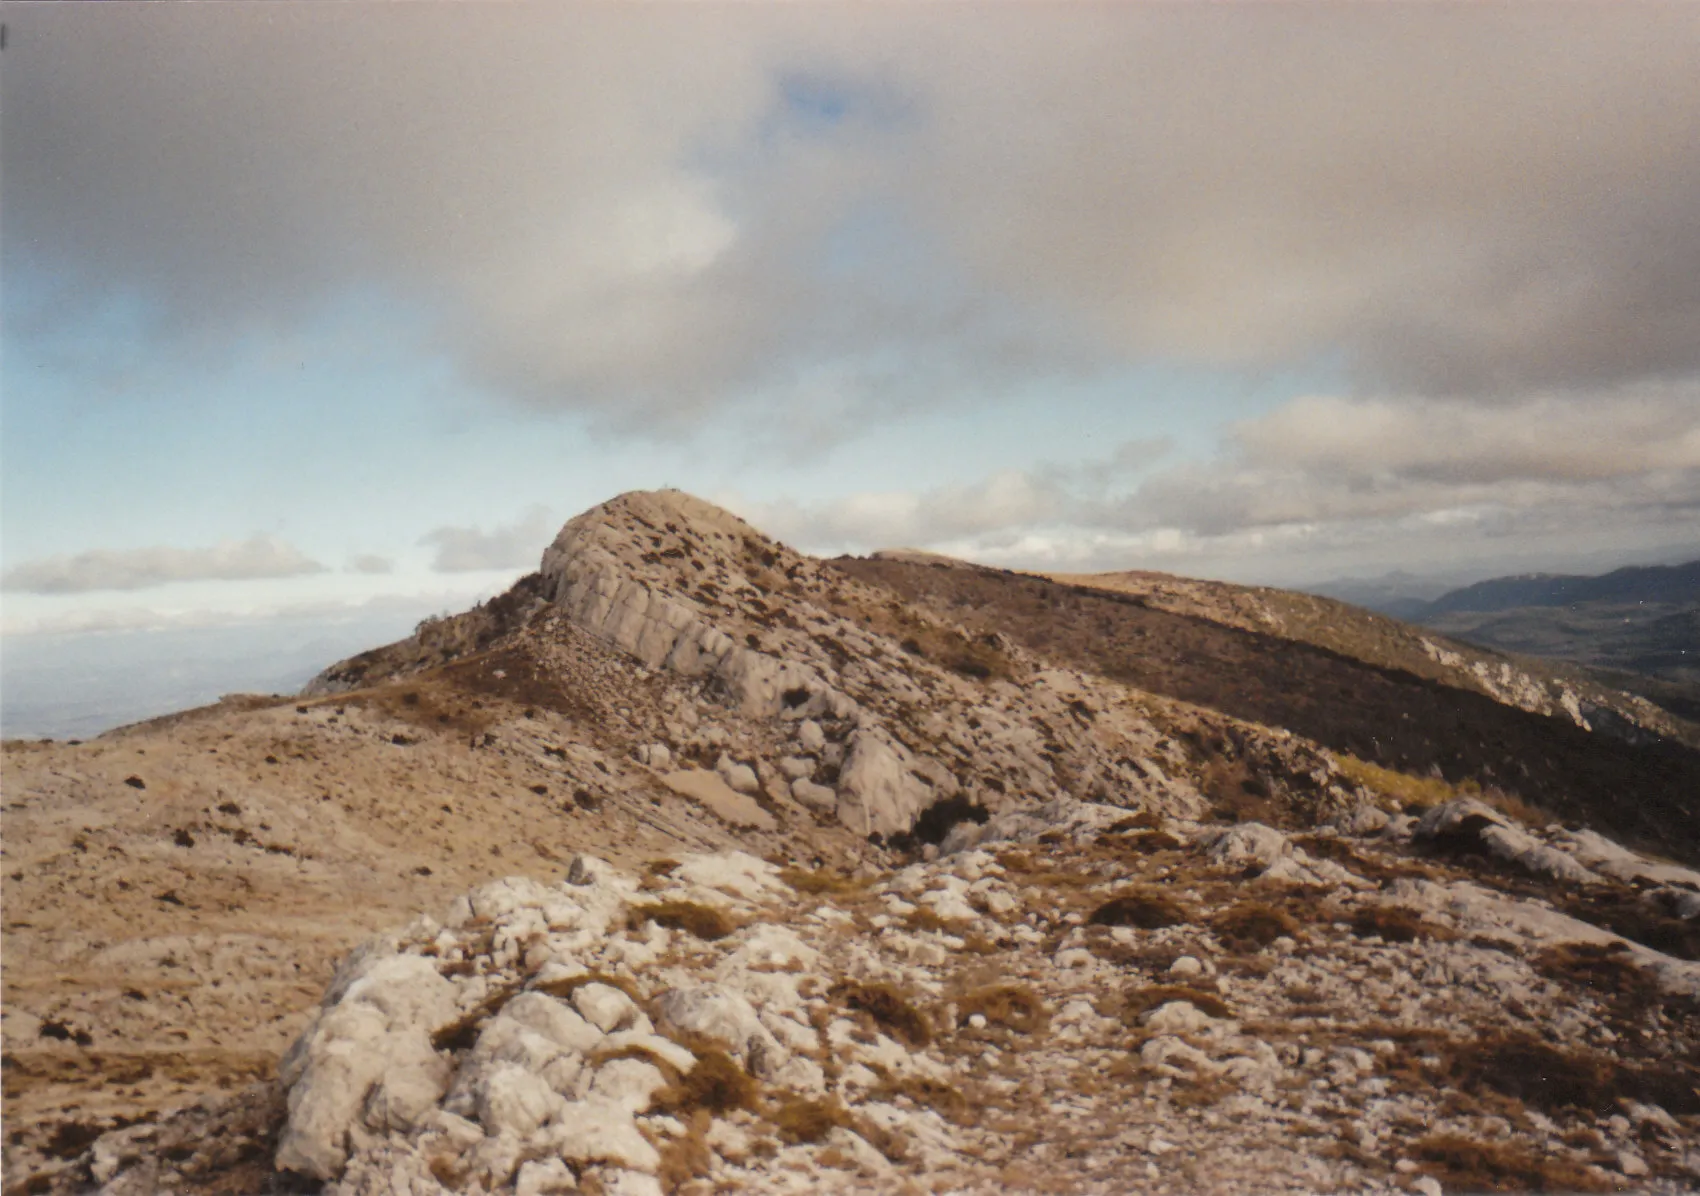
[1349,905,1454,944]
[1211,902,1298,949]
[770,1095,853,1144]
[638,901,735,942]
[1088,890,1189,929]
[778,867,871,898]
[1413,1133,1609,1193]
[657,1048,758,1115]
[832,981,933,1048]
[958,984,1048,1034]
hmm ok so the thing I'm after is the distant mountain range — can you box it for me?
[1422,559,1700,616]
[1314,559,1700,722]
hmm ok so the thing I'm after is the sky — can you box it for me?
[4,3,1700,732]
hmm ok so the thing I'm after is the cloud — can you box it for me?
[420,507,555,573]
[8,5,1699,429]
[1,536,326,594]
[731,437,1168,554]
[1138,386,1700,535]
[736,391,1700,583]
[346,554,394,575]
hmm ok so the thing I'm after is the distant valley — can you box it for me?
[1315,560,1700,724]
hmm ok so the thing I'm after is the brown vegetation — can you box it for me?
[828,556,1700,862]
[1088,890,1189,929]
[1413,1133,1609,1193]
[637,901,736,942]
[832,981,934,1048]
[777,868,872,898]
[1211,902,1299,950]
[1348,905,1454,944]
[656,1049,758,1116]
[769,1095,854,1144]
[957,984,1048,1035]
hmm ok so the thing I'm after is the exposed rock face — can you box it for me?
[8,489,1699,1195]
[76,809,1700,1195]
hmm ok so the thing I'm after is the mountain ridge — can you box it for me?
[6,489,1699,1195]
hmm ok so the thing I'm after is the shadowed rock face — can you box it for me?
[7,489,1700,1195]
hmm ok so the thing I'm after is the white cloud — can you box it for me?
[729,389,1700,584]
[347,554,395,575]
[1137,387,1700,535]
[420,506,555,573]
[0,536,326,594]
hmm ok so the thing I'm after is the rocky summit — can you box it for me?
[4,490,1699,1195]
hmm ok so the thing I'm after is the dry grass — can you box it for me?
[1413,1133,1610,1193]
[1333,753,1459,809]
[1211,901,1299,950]
[1380,1024,1700,1119]
[638,901,736,942]
[1123,984,1232,1022]
[904,906,976,935]
[656,1109,715,1193]
[770,1095,854,1144]
[1349,904,1455,944]
[1532,940,1667,1022]
[832,981,934,1048]
[1337,753,1555,828]
[1087,889,1189,929]
[1099,829,1188,854]
[656,1048,758,1115]
[957,984,1048,1035]
[778,867,872,898]
[871,1072,974,1125]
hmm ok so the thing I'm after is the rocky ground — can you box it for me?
[4,490,1698,1194]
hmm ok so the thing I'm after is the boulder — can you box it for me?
[791,778,838,814]
[540,1100,661,1172]
[652,985,785,1076]
[835,731,933,838]
[572,983,638,1034]
[715,755,762,795]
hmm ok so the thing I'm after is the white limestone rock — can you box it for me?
[835,730,933,838]
[573,982,639,1034]
[589,1057,668,1113]
[652,985,786,1076]
[515,1157,578,1196]
[475,1062,562,1137]
[669,850,786,902]
[796,719,827,752]
[1416,800,1599,885]
[541,1099,662,1172]
[274,953,459,1180]
[1204,822,1292,870]
[502,991,605,1055]
[791,778,839,814]
[716,755,762,795]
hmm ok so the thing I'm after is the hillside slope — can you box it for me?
[6,490,1700,1195]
